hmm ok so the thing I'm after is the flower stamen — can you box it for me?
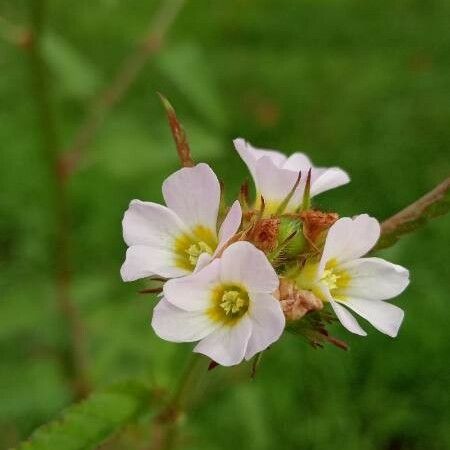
[208,284,250,324]
[186,241,213,266]
[220,290,246,315]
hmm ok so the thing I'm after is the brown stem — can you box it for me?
[378,177,450,251]
[61,0,186,176]
[28,0,91,400]
[381,177,450,234]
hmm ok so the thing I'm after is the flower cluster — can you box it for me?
[121,139,410,366]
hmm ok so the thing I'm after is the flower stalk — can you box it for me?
[151,353,206,450]
[377,177,450,250]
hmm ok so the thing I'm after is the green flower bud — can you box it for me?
[277,216,306,259]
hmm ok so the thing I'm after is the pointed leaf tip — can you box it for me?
[157,93,194,168]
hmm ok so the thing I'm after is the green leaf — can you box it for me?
[15,380,154,450]
[375,178,450,251]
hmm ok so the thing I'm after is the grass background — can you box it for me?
[0,0,449,449]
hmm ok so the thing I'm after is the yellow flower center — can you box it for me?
[185,241,213,266]
[321,268,339,291]
[220,290,247,315]
[208,284,249,325]
[295,259,351,301]
[321,259,350,300]
[174,225,217,271]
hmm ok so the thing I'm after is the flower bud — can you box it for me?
[277,216,306,259]
[276,278,323,321]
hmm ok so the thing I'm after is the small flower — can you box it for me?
[233,138,350,214]
[151,241,285,366]
[121,163,242,281]
[296,214,410,337]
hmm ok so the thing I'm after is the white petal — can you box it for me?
[342,297,404,337]
[163,259,220,311]
[310,167,350,197]
[233,138,286,177]
[217,200,242,248]
[194,316,252,366]
[320,214,380,271]
[254,156,300,206]
[282,152,312,171]
[330,299,367,336]
[193,252,213,272]
[340,257,410,300]
[151,298,218,342]
[122,200,186,247]
[220,241,279,293]
[245,293,285,360]
[162,163,220,232]
[121,245,187,281]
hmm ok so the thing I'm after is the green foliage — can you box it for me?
[1,0,450,449]
[42,32,103,100]
[15,381,154,450]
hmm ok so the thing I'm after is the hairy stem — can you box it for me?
[62,0,186,176]
[151,353,206,450]
[28,0,91,400]
[377,177,450,249]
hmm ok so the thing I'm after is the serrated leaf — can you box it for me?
[15,380,154,450]
[375,178,450,251]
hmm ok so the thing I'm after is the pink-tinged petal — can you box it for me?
[151,298,218,343]
[122,200,186,247]
[342,297,404,337]
[121,245,187,281]
[245,293,285,360]
[233,138,286,177]
[193,316,252,366]
[282,152,313,171]
[220,241,279,293]
[162,163,220,232]
[320,214,380,271]
[310,167,350,197]
[193,252,213,272]
[215,200,242,255]
[254,156,301,206]
[330,299,367,336]
[163,259,220,312]
[339,257,410,300]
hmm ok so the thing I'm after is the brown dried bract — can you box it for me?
[276,278,323,321]
[300,210,339,243]
[247,218,280,252]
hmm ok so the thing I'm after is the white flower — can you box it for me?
[121,163,242,281]
[297,214,410,337]
[151,241,285,366]
[234,138,350,214]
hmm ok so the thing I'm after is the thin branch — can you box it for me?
[151,353,206,450]
[28,0,91,400]
[61,0,186,176]
[377,177,450,249]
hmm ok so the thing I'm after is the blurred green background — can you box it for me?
[1,0,449,449]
